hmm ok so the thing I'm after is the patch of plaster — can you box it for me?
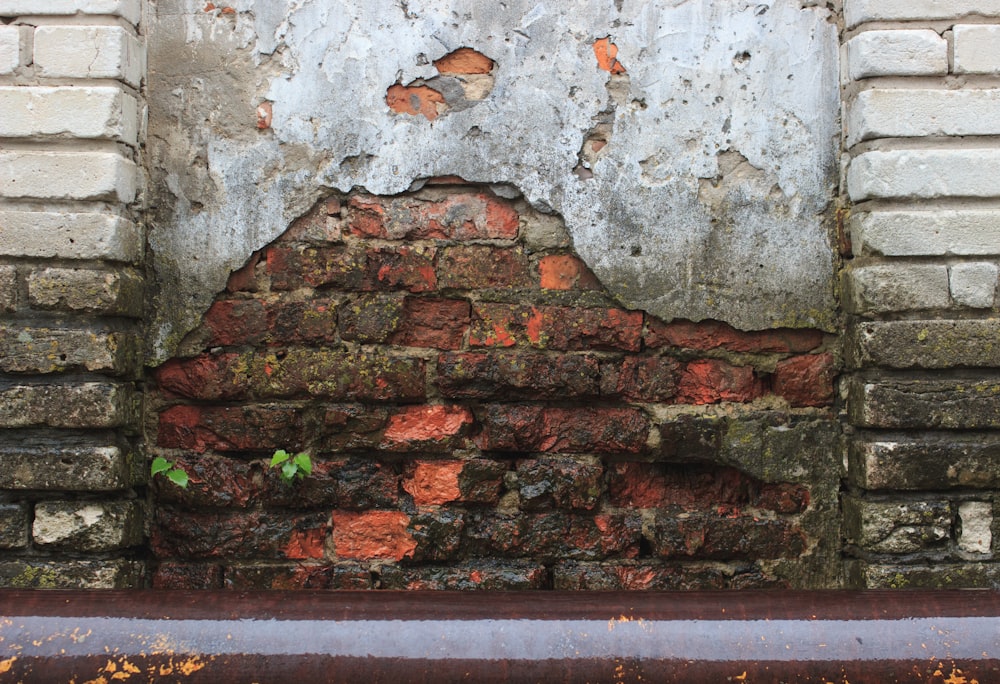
[146,0,839,363]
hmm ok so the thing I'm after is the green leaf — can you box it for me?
[293,453,312,476]
[166,468,189,489]
[151,456,172,477]
[270,449,290,467]
[281,461,298,481]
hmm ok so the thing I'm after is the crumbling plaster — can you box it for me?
[146,0,840,363]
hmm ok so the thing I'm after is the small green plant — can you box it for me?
[270,449,312,484]
[151,456,189,488]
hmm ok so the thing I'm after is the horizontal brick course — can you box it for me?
[953,24,1000,74]
[0,382,137,429]
[0,87,138,144]
[847,89,1000,147]
[27,267,144,316]
[33,500,143,552]
[0,442,134,491]
[0,327,139,375]
[845,0,1000,27]
[0,151,136,202]
[845,30,947,80]
[34,25,143,87]
[848,149,1000,202]
[0,212,142,262]
[851,210,1000,257]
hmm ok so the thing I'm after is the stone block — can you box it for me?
[849,562,1000,589]
[846,319,1000,369]
[850,434,1000,490]
[846,30,947,80]
[33,500,143,551]
[842,263,951,314]
[0,327,139,375]
[0,382,138,429]
[958,501,993,554]
[847,89,1000,147]
[0,559,144,589]
[950,262,998,308]
[843,496,951,554]
[0,442,134,490]
[0,264,15,313]
[34,25,143,87]
[27,267,144,316]
[848,150,1000,202]
[0,0,142,24]
[849,376,1000,429]
[0,211,142,263]
[0,503,28,549]
[0,151,136,202]
[852,210,1000,256]
[0,87,138,144]
[953,25,1000,74]
[846,0,1000,27]
[0,25,18,75]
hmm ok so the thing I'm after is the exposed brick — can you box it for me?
[380,561,548,590]
[34,25,142,86]
[516,458,604,510]
[155,350,425,402]
[152,454,257,508]
[203,298,338,346]
[380,404,474,451]
[0,150,136,203]
[470,303,643,351]
[645,318,823,353]
[393,297,469,349]
[465,511,641,560]
[318,404,392,452]
[406,509,465,561]
[438,245,532,289]
[755,483,810,514]
[347,192,517,240]
[849,377,1000,429]
[647,510,806,560]
[226,253,264,292]
[364,246,438,291]
[436,351,601,400]
[157,404,306,452]
[152,509,330,560]
[0,382,137,429]
[773,353,835,407]
[600,355,679,401]
[403,460,464,506]
[152,563,224,590]
[337,294,404,343]
[476,404,650,454]
[433,48,495,75]
[0,504,28,549]
[608,463,752,510]
[27,267,143,317]
[331,510,415,561]
[658,415,724,462]
[225,563,371,590]
[263,458,399,510]
[594,37,626,74]
[844,497,951,554]
[33,501,142,552]
[849,435,1000,490]
[0,86,139,144]
[553,562,730,591]
[0,560,143,590]
[675,359,763,405]
[0,211,142,263]
[386,84,446,120]
[267,244,436,292]
[457,459,509,504]
[538,254,601,291]
[851,562,1000,589]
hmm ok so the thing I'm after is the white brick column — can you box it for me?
[843,1,1000,588]
[0,0,145,588]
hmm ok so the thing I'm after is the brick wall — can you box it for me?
[0,0,145,587]
[148,188,841,590]
[843,0,1000,586]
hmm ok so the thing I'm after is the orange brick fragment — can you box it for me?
[386,84,446,120]
[403,461,464,506]
[594,37,626,74]
[434,47,494,74]
[332,511,416,561]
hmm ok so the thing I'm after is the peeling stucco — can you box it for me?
[146,0,840,363]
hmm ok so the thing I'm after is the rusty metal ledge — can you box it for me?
[1,590,998,682]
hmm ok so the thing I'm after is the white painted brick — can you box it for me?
[847,89,1000,147]
[35,26,142,88]
[846,0,1000,28]
[853,210,1000,256]
[0,87,137,144]
[846,30,947,80]
[0,151,136,202]
[0,0,141,24]
[848,150,1000,202]
[0,25,18,75]
[950,262,998,308]
[958,501,993,553]
[0,211,141,262]
[843,263,951,314]
[954,25,1000,74]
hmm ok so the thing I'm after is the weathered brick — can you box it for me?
[845,0,1000,27]
[845,30,948,80]
[850,435,1000,490]
[950,262,998,309]
[337,294,404,343]
[203,298,337,346]
[848,149,1000,202]
[646,510,806,560]
[363,246,438,291]
[843,263,951,314]
[515,458,604,510]
[0,327,139,375]
[847,319,1000,370]
[393,297,470,349]
[0,442,133,491]
[852,209,1000,257]
[538,254,601,290]
[380,561,548,590]
[152,563,224,590]
[608,463,752,510]
[0,150,136,202]
[645,318,823,353]
[0,382,137,429]
[847,89,1000,147]
[34,25,143,87]
[317,405,393,452]
[27,267,144,316]
[267,244,436,292]
[406,509,466,561]
[0,559,143,589]
[434,48,495,74]
[347,192,518,240]
[155,350,425,402]
[957,501,992,554]
[953,25,1000,75]
[0,504,28,549]
[0,264,16,313]
[380,404,473,452]
[225,563,371,590]
[400,458,506,506]
[262,458,399,510]
[553,562,732,590]
[283,199,343,244]
[476,404,650,454]
[0,86,139,144]
[849,377,1000,429]
[600,355,679,401]
[436,351,601,399]
[675,359,763,405]
[0,25,18,75]
[843,497,951,554]
[331,510,415,561]
[33,501,143,552]
[156,404,306,452]
[438,245,532,289]
[464,511,641,560]
[0,0,143,24]
[470,303,642,350]
[0,212,142,263]
[658,415,724,462]
[849,562,1000,589]
[773,353,835,408]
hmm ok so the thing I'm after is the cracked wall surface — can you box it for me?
[146,0,840,363]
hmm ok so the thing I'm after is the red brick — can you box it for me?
[434,48,495,74]
[155,353,250,400]
[318,405,391,452]
[465,511,641,560]
[202,299,337,347]
[386,83,446,120]
[608,463,752,510]
[477,404,649,454]
[362,246,437,292]
[438,246,532,289]
[773,353,835,407]
[538,254,600,291]
[674,359,763,405]
[331,511,416,561]
[157,404,305,452]
[347,193,518,241]
[645,318,824,353]
[516,458,604,510]
[282,199,342,243]
[225,563,371,590]
[380,405,473,451]
[600,356,679,401]
[647,510,806,560]
[262,458,399,510]
[554,562,728,591]
[406,510,465,561]
[436,351,600,400]
[152,509,329,560]
[470,303,642,351]
[392,297,469,349]
[226,252,262,293]
[755,483,811,514]
[151,453,257,507]
[152,563,224,589]
[403,460,464,506]
[338,294,405,343]
[266,245,364,290]
[594,37,626,74]
[380,562,548,590]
